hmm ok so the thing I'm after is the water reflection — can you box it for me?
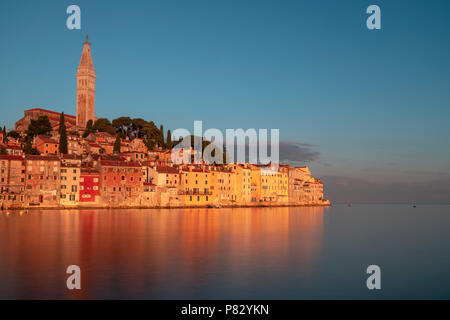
[0,207,324,299]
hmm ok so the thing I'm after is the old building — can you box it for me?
[67,133,82,155]
[35,135,59,155]
[24,155,60,206]
[180,167,213,206]
[79,165,100,204]
[99,160,143,206]
[288,166,312,204]
[60,163,80,206]
[15,108,76,134]
[0,155,25,209]
[0,143,23,156]
[148,166,180,188]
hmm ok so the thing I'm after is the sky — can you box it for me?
[1,0,450,202]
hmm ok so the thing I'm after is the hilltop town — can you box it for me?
[0,37,329,210]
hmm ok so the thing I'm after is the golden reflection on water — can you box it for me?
[0,207,324,299]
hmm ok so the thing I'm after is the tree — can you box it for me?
[2,126,6,142]
[131,118,147,138]
[59,121,68,155]
[59,112,65,135]
[83,120,94,138]
[93,118,116,135]
[166,129,172,149]
[26,116,52,138]
[6,130,20,140]
[158,124,164,148]
[112,117,132,137]
[23,138,40,155]
[0,148,7,155]
[144,139,155,152]
[113,135,121,154]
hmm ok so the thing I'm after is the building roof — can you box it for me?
[61,154,82,160]
[25,155,60,161]
[156,166,179,174]
[36,135,58,144]
[25,108,76,119]
[0,155,24,161]
[100,160,141,168]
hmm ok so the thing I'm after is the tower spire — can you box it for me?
[76,36,96,128]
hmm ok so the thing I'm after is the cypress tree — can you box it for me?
[59,125,68,154]
[166,129,172,149]
[113,135,121,154]
[159,125,164,148]
[59,112,65,135]
[58,112,68,154]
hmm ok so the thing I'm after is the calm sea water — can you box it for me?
[0,204,449,299]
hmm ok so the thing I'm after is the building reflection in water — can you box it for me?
[0,206,324,299]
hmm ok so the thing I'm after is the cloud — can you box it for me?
[279,141,320,163]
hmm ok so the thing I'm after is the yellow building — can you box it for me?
[180,167,213,206]
[227,164,252,204]
[259,164,288,203]
[60,163,80,206]
[249,165,261,203]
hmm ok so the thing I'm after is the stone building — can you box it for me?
[288,166,311,204]
[0,155,25,209]
[24,155,60,206]
[99,160,143,206]
[148,166,180,188]
[15,108,76,134]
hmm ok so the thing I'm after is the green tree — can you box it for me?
[6,130,21,140]
[144,139,155,152]
[131,118,147,138]
[83,120,94,138]
[59,122,68,154]
[112,117,132,137]
[2,126,7,142]
[93,118,116,135]
[113,135,121,154]
[23,138,40,155]
[166,129,172,149]
[158,124,164,148]
[0,148,7,155]
[26,116,52,138]
[58,112,65,135]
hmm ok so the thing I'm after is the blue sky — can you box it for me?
[1,0,450,202]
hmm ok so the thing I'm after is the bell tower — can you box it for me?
[76,35,96,128]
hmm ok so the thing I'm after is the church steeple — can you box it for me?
[76,35,96,128]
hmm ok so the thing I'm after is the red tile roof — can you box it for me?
[100,160,141,168]
[156,166,179,174]
[25,108,76,119]
[0,155,24,161]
